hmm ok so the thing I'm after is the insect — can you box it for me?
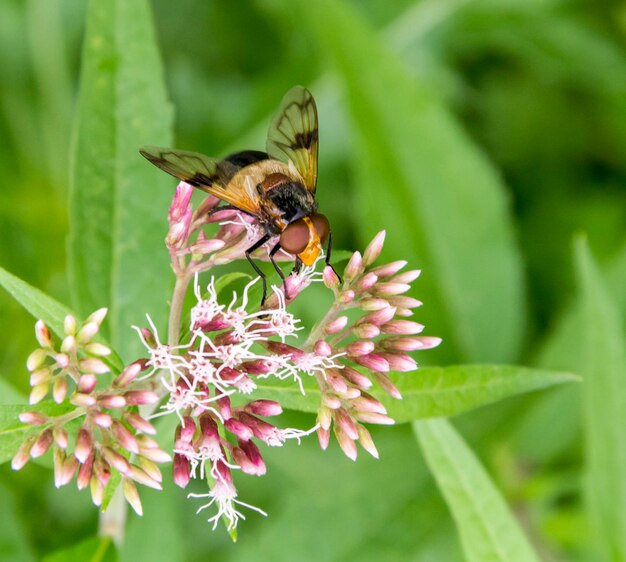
[140,86,334,305]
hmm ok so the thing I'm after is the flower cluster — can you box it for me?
[13,310,170,515]
[12,181,440,533]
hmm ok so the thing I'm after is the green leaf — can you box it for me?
[414,418,540,562]
[252,364,577,421]
[43,536,117,562]
[0,402,74,465]
[0,376,27,405]
[0,265,123,372]
[298,0,526,363]
[68,0,173,361]
[575,236,626,560]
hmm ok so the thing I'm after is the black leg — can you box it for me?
[207,204,254,218]
[326,230,342,283]
[269,242,290,300]
[245,234,271,304]
[291,257,303,275]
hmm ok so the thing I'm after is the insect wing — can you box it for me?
[140,146,262,214]
[266,86,319,193]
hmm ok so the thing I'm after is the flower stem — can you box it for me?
[168,271,193,347]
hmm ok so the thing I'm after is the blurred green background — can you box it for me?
[1,0,626,560]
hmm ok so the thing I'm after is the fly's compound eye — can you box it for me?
[311,213,330,244]
[280,219,310,254]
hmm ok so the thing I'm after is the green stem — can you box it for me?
[168,271,193,347]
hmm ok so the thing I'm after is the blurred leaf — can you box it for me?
[0,376,27,405]
[414,418,540,562]
[43,536,116,562]
[298,0,526,363]
[0,402,73,464]
[0,482,36,562]
[252,365,577,421]
[575,236,626,561]
[68,0,173,361]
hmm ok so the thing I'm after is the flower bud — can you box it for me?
[94,458,112,487]
[352,323,380,339]
[123,390,159,406]
[126,413,156,435]
[60,335,76,354]
[98,394,126,409]
[380,337,424,352]
[357,425,379,459]
[374,282,411,296]
[382,353,417,372]
[77,374,97,394]
[54,353,69,369]
[173,454,191,488]
[86,308,108,327]
[123,478,143,516]
[338,290,355,304]
[29,383,49,404]
[112,421,140,455]
[102,448,131,475]
[77,453,94,489]
[335,408,358,440]
[314,340,332,357]
[373,372,403,400]
[334,425,357,461]
[324,315,348,334]
[138,446,171,464]
[344,251,363,283]
[327,370,348,394]
[381,320,424,335]
[84,343,112,357]
[27,349,47,372]
[70,392,96,407]
[317,406,332,431]
[35,320,52,348]
[414,336,442,350]
[388,296,422,309]
[64,315,76,336]
[370,260,407,278]
[362,231,385,266]
[225,418,254,441]
[360,306,397,327]
[56,454,78,487]
[239,440,267,475]
[19,411,46,425]
[391,269,421,283]
[137,457,162,483]
[317,427,330,450]
[323,266,340,289]
[244,400,283,417]
[341,366,373,390]
[359,298,389,311]
[54,427,69,449]
[29,367,51,386]
[323,394,342,409]
[346,340,375,357]
[92,411,113,428]
[79,358,110,374]
[128,465,162,490]
[76,322,99,343]
[353,412,395,425]
[188,237,226,255]
[113,360,146,387]
[90,476,104,506]
[352,392,387,414]
[356,272,378,293]
[355,353,390,373]
[75,429,93,463]
[11,437,35,470]
[30,429,53,458]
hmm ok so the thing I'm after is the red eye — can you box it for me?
[280,219,309,254]
[311,213,330,244]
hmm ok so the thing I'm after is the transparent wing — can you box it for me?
[266,86,318,193]
[139,146,261,214]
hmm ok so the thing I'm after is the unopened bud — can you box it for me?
[19,411,46,425]
[244,400,283,417]
[11,437,35,470]
[92,411,113,428]
[123,478,143,516]
[64,315,76,336]
[76,322,99,343]
[75,429,93,463]
[323,266,340,289]
[357,425,379,458]
[346,340,375,357]
[98,394,126,409]
[79,358,109,374]
[112,421,140,455]
[314,340,332,357]
[317,427,330,450]
[344,251,363,283]
[353,323,380,339]
[113,360,146,387]
[54,427,69,449]
[30,429,53,458]
[362,231,385,266]
[86,308,108,327]
[173,454,191,488]
[29,367,51,386]
[356,272,378,293]
[60,335,76,354]
[27,349,47,372]
[70,392,96,407]
[126,413,156,435]
[354,411,395,425]
[84,343,112,357]
[123,390,159,406]
[77,374,97,393]
[29,383,49,404]
[324,315,348,334]
[90,476,104,506]
[35,320,52,348]
[334,425,358,461]
[355,353,390,373]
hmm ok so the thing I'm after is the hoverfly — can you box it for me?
[140,86,334,305]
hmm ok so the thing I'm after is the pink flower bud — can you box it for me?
[92,412,113,428]
[346,340,375,357]
[35,320,52,348]
[137,457,162,483]
[359,298,389,311]
[169,182,194,222]
[317,427,330,450]
[317,406,332,430]
[233,441,266,476]
[76,322,99,344]
[86,308,108,327]
[30,429,53,458]
[85,343,112,357]
[323,265,341,289]
[415,336,442,350]
[75,429,93,463]
[360,306,397,327]
[371,260,407,278]
[98,394,126,409]
[217,395,232,419]
[382,352,417,372]
[188,237,227,255]
[314,340,332,357]
[363,231,385,266]
[263,341,305,360]
[137,435,160,450]
[353,393,387,414]
[177,416,197,443]
[166,211,193,249]
[11,438,35,470]
[388,296,422,309]
[344,251,363,282]
[334,426,357,461]
[140,328,156,347]
[112,421,140,454]
[173,454,191,488]
[353,323,380,339]
[54,427,69,449]
[356,272,378,293]
[395,307,413,317]
[29,383,49,404]
[373,372,402,400]
[123,390,159,405]
[60,335,76,354]
[79,358,110,374]
[139,447,171,464]
[338,290,355,304]
[381,337,424,352]
[225,418,254,441]
[355,353,390,373]
[19,411,46,425]
[27,349,47,372]
[340,387,361,400]
[56,455,78,487]
[53,449,66,486]
[374,282,411,296]
[90,476,104,506]
[64,315,77,336]
[52,376,68,404]
[94,458,112,487]
[102,448,131,475]
[123,478,143,516]
[341,366,373,390]
[77,453,94,489]
[113,360,146,387]
[54,353,69,369]
[381,320,424,335]
[323,394,342,409]
[77,374,98,394]
[128,465,162,490]
[354,412,395,425]
[327,370,348,394]
[30,367,51,386]
[241,359,274,375]
[70,392,96,407]
[357,425,379,459]
[391,269,421,283]
[126,413,156,435]
[335,408,358,440]
[244,400,283,417]
[324,315,348,334]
